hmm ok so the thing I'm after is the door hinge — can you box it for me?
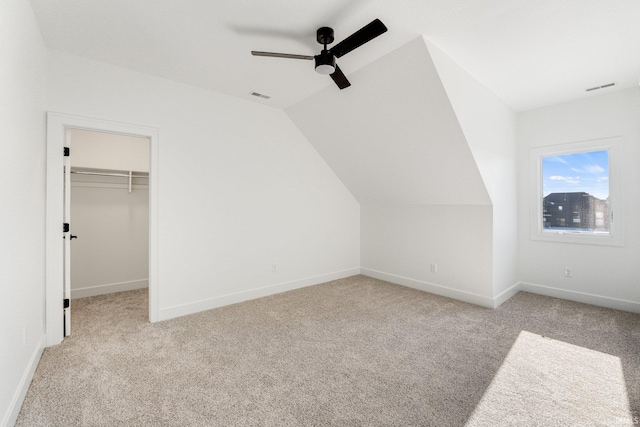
[63,223,69,232]
[63,299,70,309]
[64,147,70,157]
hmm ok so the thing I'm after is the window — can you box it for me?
[542,150,609,232]
[530,137,623,246]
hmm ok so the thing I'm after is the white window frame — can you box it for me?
[530,136,623,246]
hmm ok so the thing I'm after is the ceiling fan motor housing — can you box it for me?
[315,50,336,75]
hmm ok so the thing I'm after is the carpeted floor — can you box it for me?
[16,275,640,426]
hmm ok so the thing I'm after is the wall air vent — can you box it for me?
[250,91,271,99]
[586,82,615,92]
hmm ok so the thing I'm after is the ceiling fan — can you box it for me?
[251,19,388,90]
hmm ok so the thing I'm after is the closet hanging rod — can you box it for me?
[70,171,149,179]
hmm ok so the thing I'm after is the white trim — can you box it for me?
[159,268,360,321]
[71,279,149,299]
[45,112,159,347]
[520,282,640,314]
[492,282,522,308]
[529,136,623,246]
[360,268,495,308]
[358,270,639,314]
[2,335,45,427]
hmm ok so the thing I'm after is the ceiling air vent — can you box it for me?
[250,91,271,99]
[586,82,615,92]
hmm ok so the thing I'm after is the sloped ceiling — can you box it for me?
[29,0,640,111]
[286,37,490,206]
[29,0,638,207]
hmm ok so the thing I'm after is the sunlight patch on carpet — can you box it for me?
[466,330,633,426]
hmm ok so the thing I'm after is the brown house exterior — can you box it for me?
[543,192,609,231]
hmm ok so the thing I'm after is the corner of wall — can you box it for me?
[425,36,519,300]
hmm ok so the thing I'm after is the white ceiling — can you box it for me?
[30,0,640,111]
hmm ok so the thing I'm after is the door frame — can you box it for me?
[45,112,159,346]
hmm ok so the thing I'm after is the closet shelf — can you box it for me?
[70,168,148,193]
[70,168,148,178]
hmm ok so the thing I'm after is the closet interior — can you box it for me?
[69,128,150,300]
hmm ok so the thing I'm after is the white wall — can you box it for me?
[45,49,360,320]
[0,1,46,426]
[287,37,496,305]
[426,38,519,301]
[286,37,491,206]
[518,88,640,312]
[70,128,150,172]
[361,205,494,306]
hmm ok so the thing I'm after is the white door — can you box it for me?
[63,129,72,336]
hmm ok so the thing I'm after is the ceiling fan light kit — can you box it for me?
[251,19,387,90]
[315,51,336,75]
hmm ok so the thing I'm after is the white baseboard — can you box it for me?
[3,335,45,427]
[519,282,640,314]
[358,270,640,314]
[159,268,361,321]
[72,279,148,299]
[492,282,522,308]
[360,268,495,308]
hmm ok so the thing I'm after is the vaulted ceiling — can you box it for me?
[287,37,492,206]
[30,0,640,111]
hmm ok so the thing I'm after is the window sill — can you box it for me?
[531,230,623,247]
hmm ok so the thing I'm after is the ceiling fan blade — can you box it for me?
[329,19,387,58]
[330,65,351,90]
[251,51,314,60]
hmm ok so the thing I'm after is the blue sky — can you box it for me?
[542,150,609,200]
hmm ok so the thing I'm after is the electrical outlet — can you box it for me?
[23,326,27,346]
[430,263,438,273]
[564,268,572,278]
[272,263,278,273]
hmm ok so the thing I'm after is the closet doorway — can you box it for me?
[45,112,159,346]
[67,129,150,331]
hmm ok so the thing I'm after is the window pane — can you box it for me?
[542,150,609,234]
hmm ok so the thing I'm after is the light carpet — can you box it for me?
[467,331,633,426]
[16,275,640,426]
